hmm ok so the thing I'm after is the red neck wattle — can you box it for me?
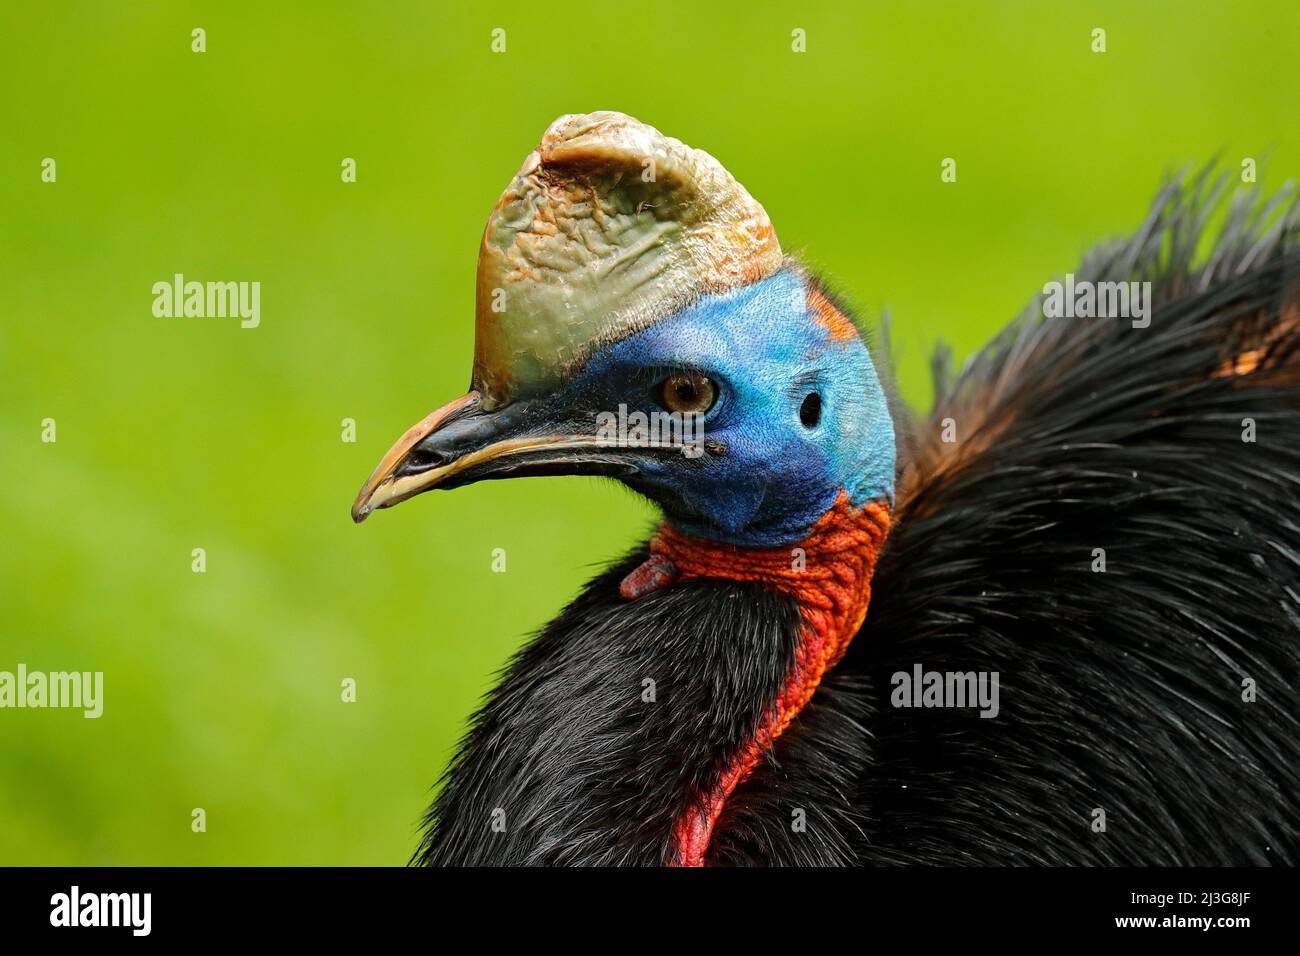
[621,490,892,866]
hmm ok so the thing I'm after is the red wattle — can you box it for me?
[642,491,893,866]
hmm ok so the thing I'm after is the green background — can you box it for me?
[1,1,1295,864]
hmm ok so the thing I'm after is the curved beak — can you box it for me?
[350,390,641,523]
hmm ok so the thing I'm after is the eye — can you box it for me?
[800,392,822,428]
[659,372,718,415]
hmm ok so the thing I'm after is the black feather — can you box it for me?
[414,565,802,865]
[860,171,1300,864]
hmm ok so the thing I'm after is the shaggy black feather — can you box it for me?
[414,562,803,865]
[706,672,876,865]
[416,172,1300,865]
[855,173,1300,864]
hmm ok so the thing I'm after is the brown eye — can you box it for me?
[659,372,717,415]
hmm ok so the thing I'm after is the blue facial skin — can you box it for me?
[546,268,896,548]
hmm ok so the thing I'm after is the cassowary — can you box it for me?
[352,112,1300,866]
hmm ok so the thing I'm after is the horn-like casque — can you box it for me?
[472,111,783,408]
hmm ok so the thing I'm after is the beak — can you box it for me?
[350,389,641,523]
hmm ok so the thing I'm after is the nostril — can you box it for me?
[401,445,454,475]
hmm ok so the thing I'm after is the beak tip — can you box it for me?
[349,391,480,526]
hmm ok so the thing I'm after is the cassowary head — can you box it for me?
[352,112,895,547]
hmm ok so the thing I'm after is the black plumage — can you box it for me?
[416,173,1300,865]
[416,568,803,865]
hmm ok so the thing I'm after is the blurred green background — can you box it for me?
[1,1,1295,864]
